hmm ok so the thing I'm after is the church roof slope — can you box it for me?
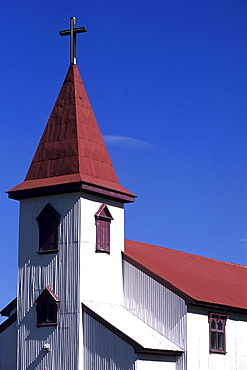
[8,65,135,202]
[124,239,247,311]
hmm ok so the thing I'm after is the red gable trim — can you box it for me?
[95,203,113,219]
[34,286,60,304]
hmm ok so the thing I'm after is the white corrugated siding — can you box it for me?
[187,308,247,369]
[83,312,136,370]
[17,193,82,370]
[123,260,187,370]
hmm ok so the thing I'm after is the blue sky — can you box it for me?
[1,0,247,317]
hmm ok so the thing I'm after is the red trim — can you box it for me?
[81,184,135,203]
[208,313,227,354]
[8,181,135,203]
[95,203,113,219]
[44,286,60,302]
[95,204,112,253]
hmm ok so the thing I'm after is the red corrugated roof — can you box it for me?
[8,65,135,201]
[124,239,247,311]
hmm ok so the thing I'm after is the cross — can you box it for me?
[60,17,87,65]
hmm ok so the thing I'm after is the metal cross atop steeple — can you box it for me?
[60,17,87,65]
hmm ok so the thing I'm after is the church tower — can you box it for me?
[8,18,135,369]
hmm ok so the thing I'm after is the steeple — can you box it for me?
[8,65,135,202]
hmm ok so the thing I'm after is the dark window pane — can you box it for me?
[37,204,60,252]
[211,319,216,329]
[40,300,48,323]
[218,333,224,350]
[211,332,217,349]
[47,307,56,322]
[36,294,58,325]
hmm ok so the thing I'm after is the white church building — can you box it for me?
[0,20,247,370]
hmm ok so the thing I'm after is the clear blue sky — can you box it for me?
[1,0,247,317]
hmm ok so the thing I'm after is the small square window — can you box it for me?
[209,313,227,354]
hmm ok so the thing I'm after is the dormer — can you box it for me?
[34,286,60,327]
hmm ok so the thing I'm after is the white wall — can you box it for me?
[80,194,125,305]
[136,356,177,370]
[123,260,187,370]
[83,312,136,370]
[17,192,82,370]
[17,191,126,369]
[187,307,247,370]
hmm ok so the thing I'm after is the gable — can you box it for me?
[124,239,247,311]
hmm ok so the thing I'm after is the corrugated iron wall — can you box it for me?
[0,320,17,370]
[17,193,82,370]
[123,260,187,370]
[83,312,136,370]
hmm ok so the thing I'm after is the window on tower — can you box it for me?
[36,203,60,253]
[35,286,60,327]
[209,313,227,354]
[95,204,113,253]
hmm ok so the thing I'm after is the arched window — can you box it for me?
[35,286,60,327]
[209,313,227,354]
[95,204,113,253]
[36,203,60,253]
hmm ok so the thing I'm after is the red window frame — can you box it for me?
[209,313,227,354]
[95,204,113,253]
[36,203,60,253]
[35,286,60,327]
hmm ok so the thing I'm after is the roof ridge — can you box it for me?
[124,238,247,268]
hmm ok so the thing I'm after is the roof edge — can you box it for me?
[0,312,17,333]
[7,180,136,203]
[123,250,247,312]
[83,303,183,356]
[122,252,195,305]
[0,298,17,317]
[190,301,247,315]
[83,303,143,352]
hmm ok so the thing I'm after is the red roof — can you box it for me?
[124,239,247,311]
[8,65,135,202]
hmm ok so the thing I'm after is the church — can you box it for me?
[0,18,247,370]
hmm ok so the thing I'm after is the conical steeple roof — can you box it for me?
[8,65,135,202]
